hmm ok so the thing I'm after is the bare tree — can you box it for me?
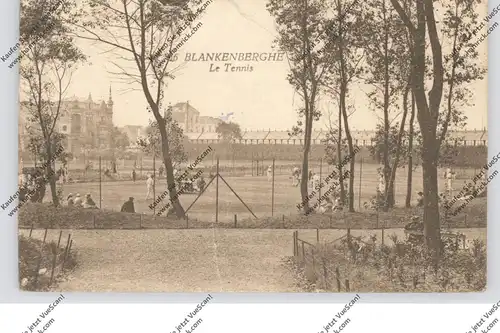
[20,0,86,206]
[390,0,444,258]
[267,0,330,213]
[76,0,206,218]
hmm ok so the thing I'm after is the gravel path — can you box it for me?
[20,228,302,292]
[19,227,486,292]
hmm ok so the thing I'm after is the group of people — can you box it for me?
[18,172,46,203]
[66,193,98,209]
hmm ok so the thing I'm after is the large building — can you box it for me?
[171,101,221,133]
[19,88,115,155]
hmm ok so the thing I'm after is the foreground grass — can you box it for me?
[19,197,485,230]
[18,235,77,291]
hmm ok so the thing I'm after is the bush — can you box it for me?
[18,235,77,291]
[309,233,486,292]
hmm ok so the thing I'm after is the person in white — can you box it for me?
[74,193,83,207]
[267,165,273,182]
[145,174,155,200]
[312,172,321,190]
[444,168,455,197]
[378,169,385,195]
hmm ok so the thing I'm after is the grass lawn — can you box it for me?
[36,162,483,225]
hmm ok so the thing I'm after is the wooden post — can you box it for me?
[323,259,328,289]
[186,214,189,228]
[345,279,350,292]
[272,158,275,216]
[282,214,285,228]
[140,214,142,229]
[347,228,352,250]
[335,267,341,291]
[382,226,385,246]
[464,214,468,228]
[216,158,219,223]
[153,151,156,217]
[316,228,319,243]
[358,158,363,210]
[42,228,48,244]
[57,230,62,248]
[293,231,296,256]
[99,156,102,209]
[93,215,96,229]
[234,214,237,228]
[301,241,305,260]
[29,225,33,238]
[49,251,57,286]
[319,158,323,201]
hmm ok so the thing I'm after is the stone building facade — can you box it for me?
[19,88,115,156]
[171,101,221,133]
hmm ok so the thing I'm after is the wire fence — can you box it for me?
[291,227,469,292]
[18,147,484,223]
[24,228,74,290]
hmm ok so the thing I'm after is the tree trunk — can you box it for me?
[337,0,355,212]
[158,120,185,218]
[405,90,415,208]
[382,0,392,212]
[385,80,410,211]
[301,102,313,214]
[337,101,346,203]
[422,146,441,257]
[45,143,59,206]
[390,0,443,259]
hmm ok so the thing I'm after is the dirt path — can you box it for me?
[19,227,486,292]
[20,228,302,292]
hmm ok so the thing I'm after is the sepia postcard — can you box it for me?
[14,0,489,293]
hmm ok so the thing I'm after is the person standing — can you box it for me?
[267,165,273,182]
[145,174,154,200]
[132,169,137,183]
[444,167,455,198]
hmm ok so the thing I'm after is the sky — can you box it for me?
[63,0,488,131]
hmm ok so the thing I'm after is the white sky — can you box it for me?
[63,0,488,131]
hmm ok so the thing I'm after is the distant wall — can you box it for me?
[184,143,488,168]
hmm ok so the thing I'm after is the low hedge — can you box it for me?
[18,197,485,230]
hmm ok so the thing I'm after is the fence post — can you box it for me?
[301,241,305,260]
[322,259,328,290]
[347,228,352,250]
[234,214,237,228]
[293,231,296,256]
[186,214,189,228]
[57,230,63,248]
[358,157,363,210]
[29,224,33,238]
[464,214,468,228]
[282,214,285,228]
[272,158,275,216]
[42,228,48,244]
[335,267,341,292]
[49,250,57,286]
[216,158,219,223]
[316,228,319,243]
[345,279,350,292]
[99,156,102,209]
[93,215,96,229]
[319,158,323,201]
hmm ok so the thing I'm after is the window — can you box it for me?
[62,125,67,132]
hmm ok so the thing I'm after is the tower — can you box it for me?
[107,85,114,108]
